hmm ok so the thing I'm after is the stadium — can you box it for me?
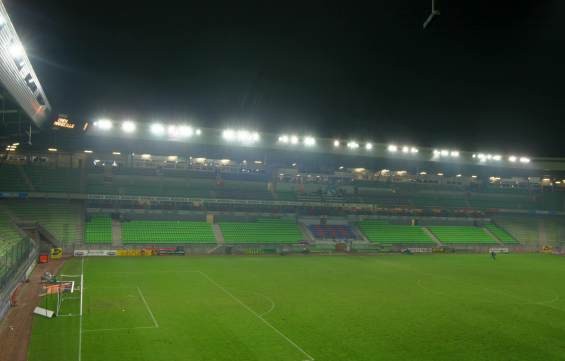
[0,1,565,361]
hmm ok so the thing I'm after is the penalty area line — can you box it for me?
[137,287,159,328]
[197,271,314,361]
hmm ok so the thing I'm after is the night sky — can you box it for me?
[5,0,565,156]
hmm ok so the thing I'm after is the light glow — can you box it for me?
[94,119,113,130]
[347,141,359,149]
[121,120,136,133]
[387,144,398,153]
[150,123,165,135]
[365,142,373,150]
[303,136,316,147]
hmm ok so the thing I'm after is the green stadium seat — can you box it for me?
[220,219,302,243]
[428,226,497,244]
[357,220,434,244]
[122,220,215,244]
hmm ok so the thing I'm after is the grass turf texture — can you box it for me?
[28,254,565,361]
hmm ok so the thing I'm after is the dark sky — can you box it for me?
[5,0,565,156]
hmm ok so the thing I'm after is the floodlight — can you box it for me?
[440,149,449,157]
[0,14,6,27]
[387,144,398,153]
[121,120,136,133]
[220,159,230,165]
[112,151,121,155]
[492,154,502,161]
[167,155,178,161]
[519,157,530,164]
[402,146,409,153]
[94,119,113,130]
[112,161,118,167]
[508,155,517,163]
[172,125,194,138]
[333,140,340,147]
[290,135,299,145]
[48,148,57,152]
[84,150,93,153]
[304,136,316,147]
[278,135,289,143]
[437,172,444,176]
[365,142,373,150]
[150,123,165,135]
[12,143,19,146]
[195,128,202,135]
[556,181,562,185]
[222,129,236,141]
[9,42,24,59]
[410,147,419,154]
[141,154,151,159]
[419,171,427,175]
[456,174,462,177]
[471,175,477,178]
[450,151,460,158]
[338,166,344,170]
[347,141,359,149]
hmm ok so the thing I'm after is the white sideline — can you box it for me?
[78,257,84,361]
[197,271,315,361]
[137,287,159,328]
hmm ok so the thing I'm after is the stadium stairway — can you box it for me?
[481,227,505,246]
[299,223,314,242]
[422,227,443,247]
[350,223,370,243]
[212,224,224,244]
[112,218,122,246]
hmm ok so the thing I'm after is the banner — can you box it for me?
[489,247,509,254]
[116,249,156,256]
[74,250,116,256]
[50,248,63,259]
[405,247,433,253]
[157,247,185,256]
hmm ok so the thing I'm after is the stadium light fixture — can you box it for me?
[410,147,419,154]
[437,172,444,176]
[304,136,316,147]
[150,123,165,136]
[519,157,530,164]
[220,159,230,165]
[9,42,24,59]
[167,155,178,162]
[387,144,398,153]
[440,149,449,157]
[471,175,477,178]
[121,120,136,133]
[347,141,359,149]
[365,142,373,151]
[141,154,151,159]
[402,146,409,154]
[48,148,57,152]
[419,171,427,175]
[492,154,502,161]
[84,150,93,154]
[450,151,460,158]
[0,14,5,27]
[333,139,340,147]
[508,155,517,163]
[195,128,202,136]
[112,151,121,155]
[278,134,289,144]
[456,174,462,177]
[290,135,299,145]
[93,119,113,130]
[338,166,344,170]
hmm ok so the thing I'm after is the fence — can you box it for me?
[0,237,34,290]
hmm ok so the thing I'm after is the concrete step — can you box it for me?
[422,227,443,247]
[212,224,224,244]
[482,227,504,246]
[112,219,122,246]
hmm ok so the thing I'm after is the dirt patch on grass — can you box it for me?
[0,258,65,361]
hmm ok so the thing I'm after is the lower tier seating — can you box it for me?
[308,225,356,240]
[220,219,302,243]
[122,220,215,243]
[358,221,434,244]
[484,224,519,244]
[428,226,497,244]
[85,215,112,244]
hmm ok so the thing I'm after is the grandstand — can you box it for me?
[428,226,497,244]
[358,220,435,244]
[122,220,215,244]
[84,215,112,244]
[220,219,303,243]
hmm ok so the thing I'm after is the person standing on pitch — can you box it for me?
[491,251,496,260]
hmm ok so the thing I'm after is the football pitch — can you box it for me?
[28,254,565,361]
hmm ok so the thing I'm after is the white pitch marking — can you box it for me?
[197,271,314,361]
[78,257,84,361]
[137,287,159,328]
[253,292,276,317]
[83,325,157,333]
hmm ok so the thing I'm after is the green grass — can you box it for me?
[28,254,565,361]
